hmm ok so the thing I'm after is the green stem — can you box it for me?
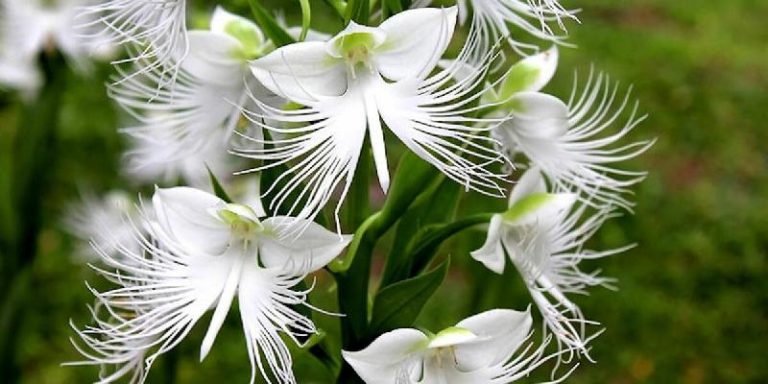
[0,51,66,383]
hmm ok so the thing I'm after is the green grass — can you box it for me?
[1,0,766,382]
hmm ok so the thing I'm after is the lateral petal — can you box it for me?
[181,30,246,86]
[470,214,506,274]
[152,187,230,256]
[250,41,346,102]
[259,217,352,274]
[375,7,458,81]
[342,329,428,384]
[453,308,533,371]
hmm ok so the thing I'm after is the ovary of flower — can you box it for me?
[343,308,570,384]
[242,7,506,230]
[71,187,352,384]
[471,168,631,365]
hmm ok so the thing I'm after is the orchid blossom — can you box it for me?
[240,7,507,230]
[112,6,276,186]
[71,187,352,383]
[494,59,653,210]
[471,167,631,364]
[64,190,142,262]
[343,308,570,383]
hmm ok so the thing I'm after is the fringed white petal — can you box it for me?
[238,265,319,384]
[502,200,628,367]
[110,53,253,186]
[235,77,369,233]
[459,0,577,59]
[499,70,653,211]
[78,0,188,84]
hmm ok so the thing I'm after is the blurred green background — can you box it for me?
[0,0,766,382]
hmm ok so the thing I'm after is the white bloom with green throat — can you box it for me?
[71,187,352,383]
[471,167,632,365]
[113,6,277,186]
[343,308,569,383]
[242,7,507,230]
[491,48,653,211]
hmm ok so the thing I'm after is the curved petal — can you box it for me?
[238,264,314,384]
[498,46,559,98]
[181,30,245,86]
[470,214,506,274]
[250,41,346,102]
[259,217,352,274]
[509,92,570,139]
[508,167,547,207]
[453,308,533,371]
[152,187,230,256]
[342,329,428,384]
[375,7,458,81]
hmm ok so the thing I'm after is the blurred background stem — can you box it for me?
[0,52,65,382]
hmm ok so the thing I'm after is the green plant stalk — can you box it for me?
[0,52,66,383]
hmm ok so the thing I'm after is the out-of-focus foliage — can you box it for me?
[0,0,765,382]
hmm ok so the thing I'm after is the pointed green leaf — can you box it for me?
[369,258,450,335]
[207,166,233,203]
[248,0,295,47]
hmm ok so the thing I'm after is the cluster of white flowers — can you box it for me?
[32,0,653,383]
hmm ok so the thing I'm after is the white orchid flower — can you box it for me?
[112,6,277,186]
[64,190,142,262]
[456,0,577,58]
[0,0,115,96]
[343,308,570,384]
[71,187,352,383]
[471,167,631,365]
[241,7,506,230]
[78,0,188,80]
[495,66,653,211]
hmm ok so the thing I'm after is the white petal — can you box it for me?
[453,308,532,371]
[260,217,352,274]
[250,41,346,102]
[238,264,313,384]
[499,45,559,97]
[509,92,570,139]
[152,187,230,256]
[508,167,547,207]
[504,192,577,226]
[470,214,506,274]
[375,7,458,81]
[181,30,245,85]
[199,248,245,361]
[343,329,428,384]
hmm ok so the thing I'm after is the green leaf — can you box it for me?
[248,0,295,47]
[405,213,493,277]
[345,0,369,24]
[380,177,461,287]
[207,167,233,203]
[368,258,450,335]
